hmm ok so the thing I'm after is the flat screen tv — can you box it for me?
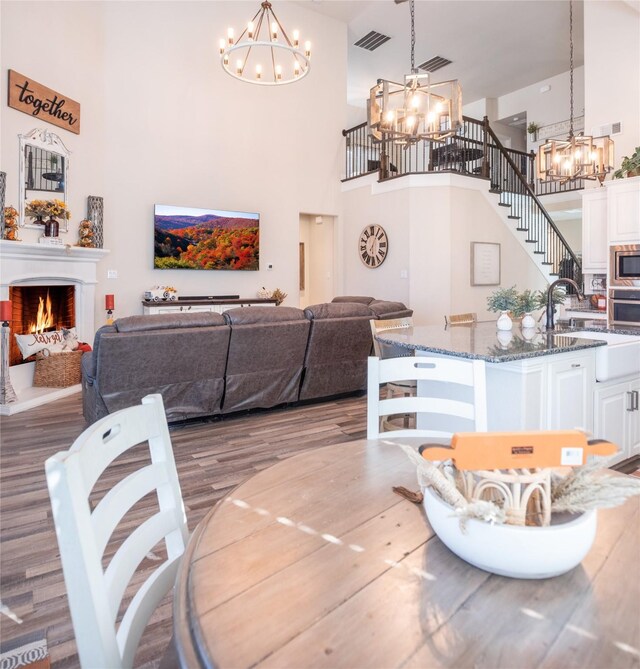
[154,204,259,270]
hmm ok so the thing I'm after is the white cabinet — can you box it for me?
[605,176,640,243]
[546,351,595,433]
[594,376,640,464]
[483,349,595,433]
[581,188,608,271]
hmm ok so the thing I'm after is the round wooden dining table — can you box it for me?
[171,438,639,669]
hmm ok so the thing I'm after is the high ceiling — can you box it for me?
[298,0,584,109]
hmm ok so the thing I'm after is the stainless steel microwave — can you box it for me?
[610,244,640,287]
[609,289,640,325]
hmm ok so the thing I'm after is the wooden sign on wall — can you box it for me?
[8,70,81,134]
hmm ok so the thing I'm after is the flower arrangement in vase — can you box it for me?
[486,286,518,330]
[25,199,71,237]
[514,289,539,329]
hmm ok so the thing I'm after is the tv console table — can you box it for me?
[141,297,278,315]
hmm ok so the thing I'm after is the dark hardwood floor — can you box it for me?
[0,391,368,668]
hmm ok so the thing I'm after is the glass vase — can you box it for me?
[44,216,59,237]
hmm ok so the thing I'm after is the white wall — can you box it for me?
[342,176,548,325]
[342,176,411,304]
[1,1,347,322]
[584,0,640,166]
[1,1,107,256]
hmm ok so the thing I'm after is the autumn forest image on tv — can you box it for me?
[154,204,259,270]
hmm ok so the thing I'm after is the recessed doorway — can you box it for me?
[299,214,335,308]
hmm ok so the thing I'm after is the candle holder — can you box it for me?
[105,294,115,325]
[1,319,17,404]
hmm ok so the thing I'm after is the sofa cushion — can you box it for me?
[223,305,304,325]
[368,300,413,320]
[89,321,230,422]
[299,303,374,401]
[304,302,372,320]
[115,311,225,332]
[331,296,374,305]
[223,306,310,412]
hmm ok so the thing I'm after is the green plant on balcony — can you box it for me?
[613,146,640,179]
[527,122,539,140]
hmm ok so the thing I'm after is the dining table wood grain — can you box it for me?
[171,438,640,669]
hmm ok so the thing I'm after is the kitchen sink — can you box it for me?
[555,330,640,382]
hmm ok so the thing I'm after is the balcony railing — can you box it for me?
[342,117,585,196]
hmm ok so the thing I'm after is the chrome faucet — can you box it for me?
[545,278,584,331]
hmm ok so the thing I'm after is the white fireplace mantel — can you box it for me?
[0,240,110,415]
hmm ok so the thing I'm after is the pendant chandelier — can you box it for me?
[537,0,613,183]
[368,0,462,145]
[219,1,311,85]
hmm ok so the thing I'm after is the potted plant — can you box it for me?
[613,146,640,179]
[527,122,539,142]
[486,286,518,330]
[513,289,539,328]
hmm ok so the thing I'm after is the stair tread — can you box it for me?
[515,227,528,231]
[508,215,520,220]
[498,203,511,207]
[525,239,537,243]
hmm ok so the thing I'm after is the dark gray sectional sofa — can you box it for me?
[81,297,411,423]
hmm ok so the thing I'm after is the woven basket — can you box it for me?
[33,350,83,388]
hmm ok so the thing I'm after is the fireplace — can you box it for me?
[0,240,109,415]
[9,286,76,366]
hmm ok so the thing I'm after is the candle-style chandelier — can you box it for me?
[368,0,462,145]
[219,1,311,85]
[537,0,613,183]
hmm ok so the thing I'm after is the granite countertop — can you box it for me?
[375,321,640,363]
[564,306,607,314]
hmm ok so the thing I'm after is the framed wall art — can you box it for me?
[471,242,501,286]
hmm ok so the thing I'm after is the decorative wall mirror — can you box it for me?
[19,128,70,230]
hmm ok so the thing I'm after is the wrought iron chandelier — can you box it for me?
[219,1,311,86]
[368,0,462,145]
[537,0,613,183]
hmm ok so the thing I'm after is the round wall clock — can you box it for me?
[358,224,388,268]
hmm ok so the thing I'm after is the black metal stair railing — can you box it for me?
[340,115,582,283]
[483,119,581,282]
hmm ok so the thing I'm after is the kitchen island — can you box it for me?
[376,322,640,463]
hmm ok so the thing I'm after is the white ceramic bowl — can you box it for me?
[422,486,597,579]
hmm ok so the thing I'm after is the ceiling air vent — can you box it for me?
[418,56,452,73]
[354,31,391,51]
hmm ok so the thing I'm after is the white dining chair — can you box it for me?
[370,317,416,430]
[367,355,488,439]
[45,394,189,669]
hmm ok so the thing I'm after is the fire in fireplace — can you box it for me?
[8,286,75,366]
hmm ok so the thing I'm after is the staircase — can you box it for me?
[341,116,582,287]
